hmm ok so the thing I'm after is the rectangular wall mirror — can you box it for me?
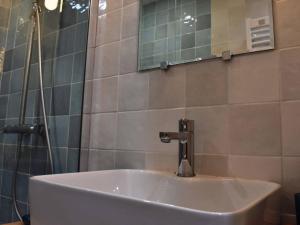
[138,0,275,71]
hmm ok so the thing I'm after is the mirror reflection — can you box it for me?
[138,0,274,70]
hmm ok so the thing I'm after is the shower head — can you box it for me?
[44,0,59,10]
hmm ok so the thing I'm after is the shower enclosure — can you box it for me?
[0,0,90,223]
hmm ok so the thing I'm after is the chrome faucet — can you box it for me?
[159,119,194,177]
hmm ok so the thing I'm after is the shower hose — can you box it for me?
[12,2,54,222]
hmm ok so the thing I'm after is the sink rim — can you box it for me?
[30,169,281,216]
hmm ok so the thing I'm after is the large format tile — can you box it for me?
[92,77,118,113]
[186,60,228,106]
[282,101,300,156]
[229,155,282,183]
[119,37,138,74]
[117,111,148,151]
[49,116,70,148]
[115,150,145,169]
[88,149,115,171]
[52,85,71,116]
[118,72,149,111]
[195,154,228,177]
[274,0,300,49]
[145,152,177,173]
[186,106,229,154]
[117,109,185,152]
[96,9,121,45]
[281,47,300,100]
[229,51,280,104]
[68,115,82,148]
[70,82,84,115]
[229,103,281,156]
[94,42,120,78]
[149,66,185,109]
[145,108,185,153]
[122,2,139,39]
[90,113,117,150]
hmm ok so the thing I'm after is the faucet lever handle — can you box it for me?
[159,132,172,143]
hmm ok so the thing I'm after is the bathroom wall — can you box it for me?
[82,0,300,224]
[0,0,10,71]
[0,0,89,223]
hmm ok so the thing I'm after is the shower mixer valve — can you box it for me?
[1,124,45,135]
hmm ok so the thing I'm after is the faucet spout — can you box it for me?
[159,132,190,143]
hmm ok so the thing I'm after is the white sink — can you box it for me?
[29,170,280,225]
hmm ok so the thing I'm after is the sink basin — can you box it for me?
[29,170,280,225]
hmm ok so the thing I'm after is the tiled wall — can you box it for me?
[82,0,300,224]
[139,0,212,70]
[0,0,10,69]
[0,0,89,223]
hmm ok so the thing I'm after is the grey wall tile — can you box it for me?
[12,44,26,69]
[0,7,10,28]
[196,14,211,31]
[281,47,300,100]
[10,68,23,93]
[181,33,195,50]
[186,60,228,106]
[186,106,229,154]
[88,149,115,171]
[229,155,282,183]
[0,72,11,94]
[75,22,89,52]
[52,85,71,116]
[229,103,281,156]
[7,92,20,118]
[96,9,121,45]
[120,37,138,75]
[68,115,82,148]
[195,154,228,177]
[73,51,86,83]
[42,32,58,60]
[0,28,7,48]
[145,152,177,173]
[91,77,118,113]
[282,101,300,156]
[57,26,75,57]
[54,55,73,86]
[118,72,149,111]
[49,116,70,148]
[117,111,148,151]
[122,2,139,39]
[115,151,145,169]
[70,82,84,115]
[229,51,280,104]
[90,113,117,149]
[67,148,80,172]
[149,66,185,109]
[274,0,300,49]
[94,42,120,78]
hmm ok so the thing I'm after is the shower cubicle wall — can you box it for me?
[0,0,89,223]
